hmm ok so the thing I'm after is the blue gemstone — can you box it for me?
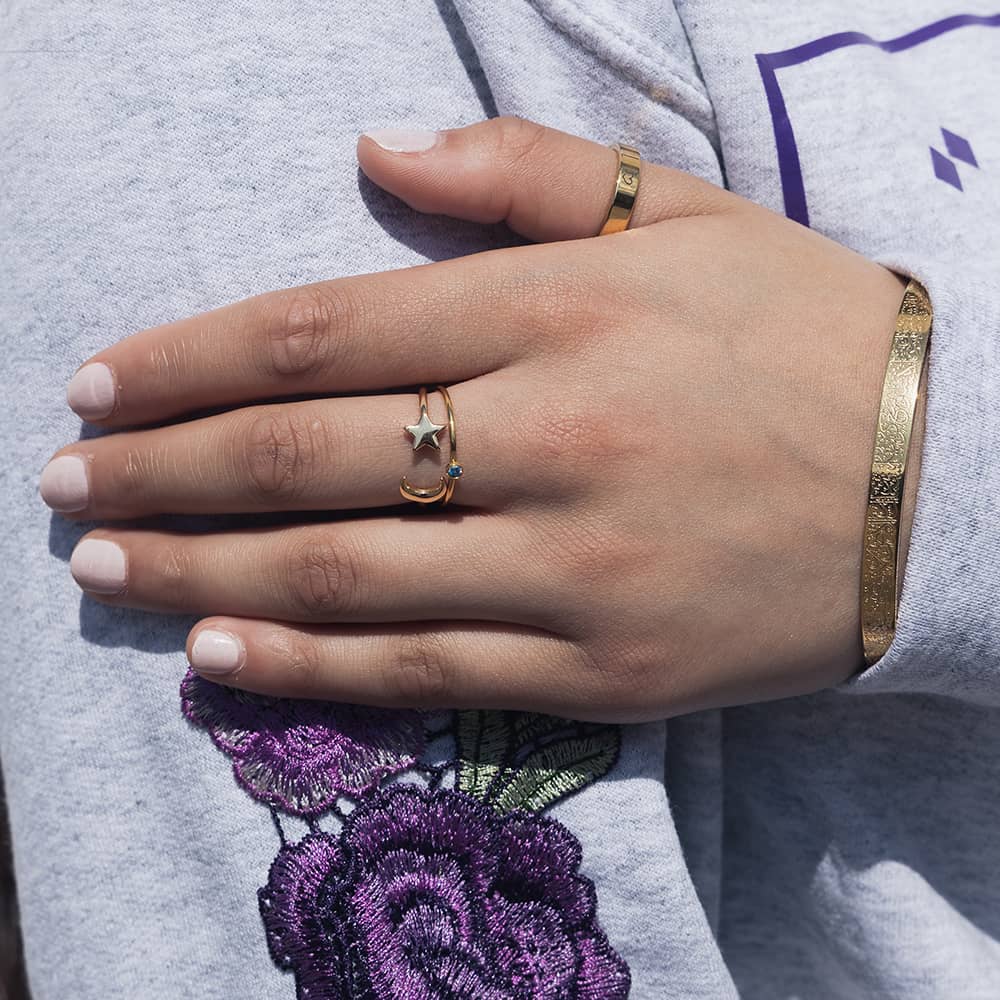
[447,464,464,478]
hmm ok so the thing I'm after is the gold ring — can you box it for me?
[598,143,641,236]
[400,385,463,505]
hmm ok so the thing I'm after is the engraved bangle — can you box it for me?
[860,278,932,666]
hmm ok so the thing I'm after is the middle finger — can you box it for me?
[41,378,523,518]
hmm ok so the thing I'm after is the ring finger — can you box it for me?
[71,515,557,628]
[41,377,524,518]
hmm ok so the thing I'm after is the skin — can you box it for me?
[41,117,923,722]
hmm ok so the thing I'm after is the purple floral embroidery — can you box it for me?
[259,783,630,999]
[180,670,424,816]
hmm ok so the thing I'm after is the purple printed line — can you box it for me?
[756,13,1000,226]
[755,51,806,223]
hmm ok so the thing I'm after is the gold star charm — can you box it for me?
[405,407,445,451]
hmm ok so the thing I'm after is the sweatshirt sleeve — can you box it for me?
[845,257,1000,703]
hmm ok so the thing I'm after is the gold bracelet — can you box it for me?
[860,278,932,666]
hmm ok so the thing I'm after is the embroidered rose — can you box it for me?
[259,783,630,999]
[180,670,424,816]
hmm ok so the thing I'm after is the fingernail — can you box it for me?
[363,127,439,153]
[190,629,245,676]
[66,363,116,420]
[70,538,126,594]
[39,454,90,512]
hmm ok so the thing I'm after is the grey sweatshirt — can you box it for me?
[1,1,999,998]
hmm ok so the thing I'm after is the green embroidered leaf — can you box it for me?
[455,710,513,799]
[491,728,621,815]
[455,710,621,814]
[512,712,577,746]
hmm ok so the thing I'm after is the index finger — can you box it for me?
[65,246,546,427]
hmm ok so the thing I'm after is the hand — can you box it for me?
[41,117,910,722]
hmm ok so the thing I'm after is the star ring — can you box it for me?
[400,386,463,505]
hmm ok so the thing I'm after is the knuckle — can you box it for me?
[528,400,620,473]
[145,338,192,397]
[280,634,326,690]
[553,524,613,587]
[541,515,636,592]
[384,632,452,707]
[284,536,361,619]
[577,637,653,703]
[107,447,156,508]
[545,275,622,351]
[494,115,549,174]
[148,542,191,609]
[264,284,348,379]
[243,409,319,504]
[490,116,549,232]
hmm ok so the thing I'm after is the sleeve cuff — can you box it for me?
[843,260,1000,702]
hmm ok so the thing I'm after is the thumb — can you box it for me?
[356,116,733,243]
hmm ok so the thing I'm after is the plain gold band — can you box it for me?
[598,143,641,236]
[860,278,932,666]
[400,385,463,505]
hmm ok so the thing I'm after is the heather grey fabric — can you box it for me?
[1,1,998,998]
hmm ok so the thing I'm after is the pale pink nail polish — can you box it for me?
[70,538,126,594]
[40,455,90,512]
[190,629,245,675]
[363,127,439,153]
[66,363,116,420]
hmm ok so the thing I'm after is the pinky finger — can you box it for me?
[185,618,597,716]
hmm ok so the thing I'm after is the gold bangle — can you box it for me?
[860,278,932,666]
[598,143,641,236]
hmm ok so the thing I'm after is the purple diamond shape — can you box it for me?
[941,128,978,167]
[931,147,963,190]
